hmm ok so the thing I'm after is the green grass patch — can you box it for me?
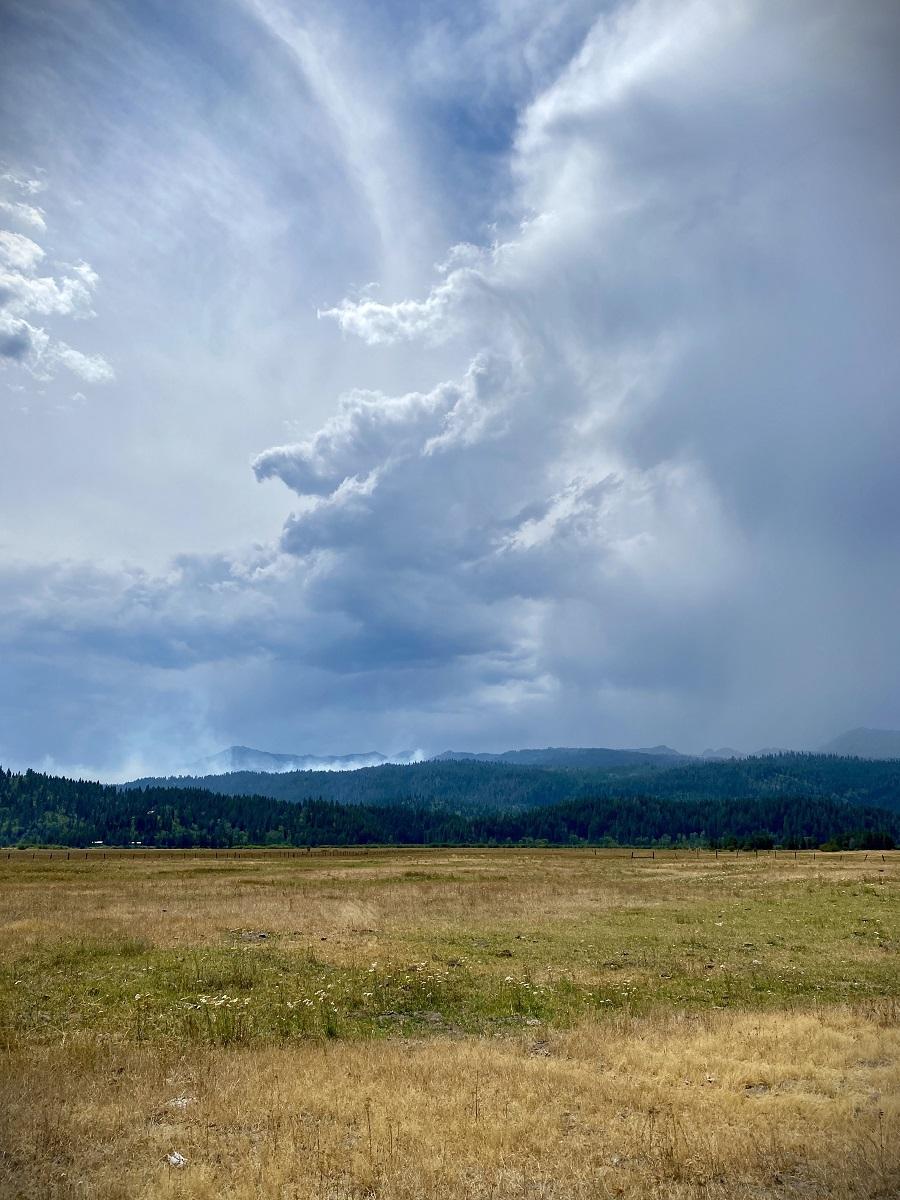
[1,855,896,1047]
[2,878,897,1047]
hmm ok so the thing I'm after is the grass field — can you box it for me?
[1,848,898,1197]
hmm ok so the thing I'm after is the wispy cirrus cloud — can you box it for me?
[0,198,46,232]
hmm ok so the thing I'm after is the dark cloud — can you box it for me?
[0,325,31,359]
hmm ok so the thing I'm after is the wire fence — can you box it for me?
[2,845,896,865]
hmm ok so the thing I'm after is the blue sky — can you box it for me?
[1,0,899,778]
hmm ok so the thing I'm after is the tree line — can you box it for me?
[1,766,895,850]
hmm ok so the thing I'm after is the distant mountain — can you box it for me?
[182,745,420,775]
[635,745,686,758]
[188,743,696,777]
[819,728,900,760]
[434,746,687,768]
[124,753,900,817]
[701,747,746,760]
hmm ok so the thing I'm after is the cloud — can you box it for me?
[253,353,517,499]
[44,341,115,383]
[1,170,46,196]
[0,267,97,320]
[250,0,900,751]
[243,0,441,288]
[319,270,477,345]
[0,192,113,383]
[0,199,46,232]
[0,231,99,319]
[0,318,36,361]
[0,230,45,271]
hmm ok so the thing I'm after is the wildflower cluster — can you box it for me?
[183,994,251,1010]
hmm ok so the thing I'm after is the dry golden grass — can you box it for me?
[2,1005,898,1198]
[1,849,898,1197]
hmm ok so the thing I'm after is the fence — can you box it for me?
[2,846,895,865]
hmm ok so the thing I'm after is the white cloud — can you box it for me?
[243,0,440,288]
[319,271,473,345]
[45,342,115,383]
[253,353,516,498]
[0,230,44,271]
[1,171,46,196]
[0,199,46,232]
[0,268,97,319]
[0,192,111,382]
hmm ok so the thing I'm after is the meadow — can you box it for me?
[0,847,897,1198]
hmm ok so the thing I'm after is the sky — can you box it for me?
[1,0,899,779]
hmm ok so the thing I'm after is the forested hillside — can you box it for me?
[1,766,896,849]
[127,760,596,812]
[434,746,685,767]
[127,753,900,814]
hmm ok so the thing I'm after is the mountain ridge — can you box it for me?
[182,745,421,775]
[124,751,900,817]
[164,728,900,781]
[433,746,688,768]
[818,727,900,760]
